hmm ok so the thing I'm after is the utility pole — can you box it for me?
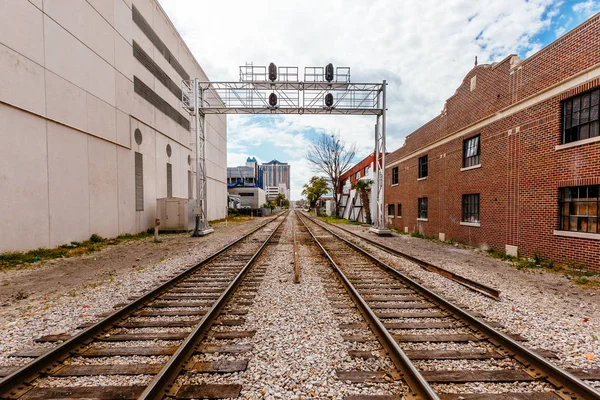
[191,79,214,237]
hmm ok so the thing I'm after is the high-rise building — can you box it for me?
[261,160,291,200]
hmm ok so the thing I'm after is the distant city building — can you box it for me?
[227,157,261,188]
[262,160,291,200]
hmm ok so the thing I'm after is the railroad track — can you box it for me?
[0,211,289,400]
[297,211,600,400]
[315,216,500,299]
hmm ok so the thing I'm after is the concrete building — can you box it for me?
[262,160,290,200]
[227,157,260,188]
[385,14,600,270]
[227,187,267,210]
[0,0,227,252]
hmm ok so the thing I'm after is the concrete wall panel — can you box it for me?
[0,0,44,65]
[114,35,134,80]
[47,123,90,247]
[132,93,155,128]
[0,105,49,252]
[87,0,115,26]
[88,137,119,238]
[44,0,115,65]
[86,94,117,143]
[0,44,46,115]
[116,110,131,147]
[114,0,133,43]
[117,145,135,234]
[28,0,43,10]
[115,71,134,116]
[44,16,116,107]
[45,71,87,131]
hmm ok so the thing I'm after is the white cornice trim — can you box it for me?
[387,63,600,169]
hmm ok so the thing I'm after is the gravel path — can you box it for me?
[0,217,271,365]
[179,212,407,399]
[325,221,600,370]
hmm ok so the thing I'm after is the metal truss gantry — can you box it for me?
[182,64,391,235]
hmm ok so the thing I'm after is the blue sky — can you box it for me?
[160,0,600,199]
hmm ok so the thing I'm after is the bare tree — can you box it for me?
[305,133,357,217]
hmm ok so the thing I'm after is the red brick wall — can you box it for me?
[385,15,600,271]
[339,153,376,193]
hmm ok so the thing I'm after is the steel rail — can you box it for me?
[296,212,439,400]
[139,210,290,399]
[0,212,286,398]
[300,212,600,399]
[315,217,500,299]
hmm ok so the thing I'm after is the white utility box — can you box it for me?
[156,198,194,231]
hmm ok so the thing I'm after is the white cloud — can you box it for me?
[159,0,570,199]
[573,0,600,17]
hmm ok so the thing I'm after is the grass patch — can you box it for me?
[410,231,436,240]
[317,215,361,225]
[0,231,153,271]
[484,248,600,288]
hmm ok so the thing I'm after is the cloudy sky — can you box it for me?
[159,0,599,200]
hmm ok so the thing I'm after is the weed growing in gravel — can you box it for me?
[13,290,29,300]
[410,231,435,240]
[317,215,361,225]
[0,232,153,271]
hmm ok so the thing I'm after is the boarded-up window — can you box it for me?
[135,152,144,211]
[188,170,193,199]
[167,163,173,198]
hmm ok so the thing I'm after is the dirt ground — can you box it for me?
[0,217,269,318]
[337,223,600,307]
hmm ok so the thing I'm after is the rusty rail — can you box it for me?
[293,213,300,283]
[310,214,500,300]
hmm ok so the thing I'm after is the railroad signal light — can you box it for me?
[269,92,278,107]
[325,93,334,107]
[268,62,277,81]
[325,63,334,82]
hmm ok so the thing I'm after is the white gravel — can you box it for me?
[0,218,273,365]
[178,212,407,399]
[326,221,600,371]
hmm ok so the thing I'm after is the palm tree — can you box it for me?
[352,179,372,224]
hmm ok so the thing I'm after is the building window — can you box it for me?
[387,204,395,217]
[166,163,173,198]
[391,167,398,185]
[562,88,599,144]
[135,152,144,211]
[418,197,428,219]
[355,171,360,180]
[364,166,370,175]
[559,185,599,233]
[397,203,402,217]
[462,194,480,223]
[463,135,480,167]
[240,192,255,197]
[418,155,428,178]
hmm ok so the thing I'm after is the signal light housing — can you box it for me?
[269,93,278,107]
[325,63,334,82]
[325,93,334,107]
[268,62,277,81]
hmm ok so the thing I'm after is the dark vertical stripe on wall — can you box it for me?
[135,152,144,211]
[167,163,173,198]
[134,76,190,130]
[132,5,190,80]
[133,41,182,100]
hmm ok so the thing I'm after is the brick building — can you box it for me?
[385,13,600,270]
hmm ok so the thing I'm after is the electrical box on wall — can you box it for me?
[156,198,194,231]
